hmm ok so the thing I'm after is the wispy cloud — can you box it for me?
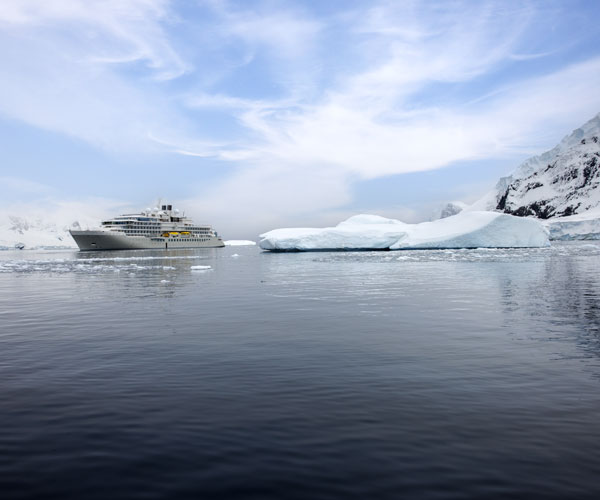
[179,1,600,234]
[217,5,322,62]
[0,0,187,79]
[0,0,193,152]
[1,0,599,236]
[508,51,554,61]
[0,176,53,195]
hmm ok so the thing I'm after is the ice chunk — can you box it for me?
[390,212,549,249]
[224,240,256,246]
[259,211,549,251]
[543,209,600,240]
[190,265,211,271]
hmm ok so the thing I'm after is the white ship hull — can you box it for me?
[70,230,225,251]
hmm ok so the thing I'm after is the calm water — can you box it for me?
[1,243,600,499]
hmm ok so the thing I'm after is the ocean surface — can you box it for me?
[1,242,600,499]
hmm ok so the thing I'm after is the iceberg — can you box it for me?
[224,240,257,246]
[544,208,600,240]
[259,212,550,251]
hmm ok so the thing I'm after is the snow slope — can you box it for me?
[259,212,549,251]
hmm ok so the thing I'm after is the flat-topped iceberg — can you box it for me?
[259,211,550,251]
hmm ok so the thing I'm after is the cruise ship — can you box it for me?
[69,204,225,250]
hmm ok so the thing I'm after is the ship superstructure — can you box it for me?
[70,204,225,250]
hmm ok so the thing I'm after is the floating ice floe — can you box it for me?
[74,255,204,262]
[259,211,550,251]
[224,240,257,246]
[0,260,178,274]
[190,265,212,271]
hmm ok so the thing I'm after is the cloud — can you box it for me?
[206,1,589,180]
[0,176,53,195]
[508,51,554,61]
[0,0,187,80]
[179,1,600,234]
[1,0,600,237]
[0,0,196,153]
[218,6,322,62]
[183,162,353,238]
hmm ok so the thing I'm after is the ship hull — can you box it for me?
[70,230,225,251]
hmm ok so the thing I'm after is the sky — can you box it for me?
[1,0,600,238]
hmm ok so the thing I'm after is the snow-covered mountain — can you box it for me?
[439,201,467,219]
[470,113,600,239]
[0,203,111,250]
[0,215,79,249]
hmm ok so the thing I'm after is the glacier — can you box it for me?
[259,211,549,251]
